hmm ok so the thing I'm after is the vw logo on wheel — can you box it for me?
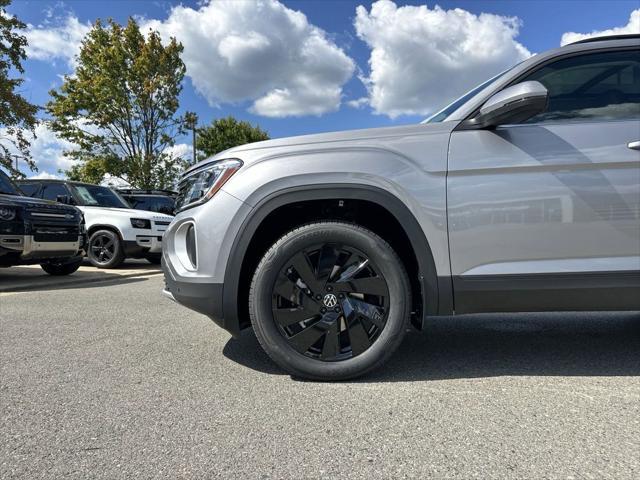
[323,293,338,308]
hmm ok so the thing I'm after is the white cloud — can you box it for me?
[346,97,369,109]
[561,9,640,45]
[29,171,61,180]
[144,0,355,117]
[24,15,91,68]
[1,123,75,178]
[165,143,192,161]
[28,124,76,175]
[354,0,531,118]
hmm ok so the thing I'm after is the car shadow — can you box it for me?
[0,261,160,293]
[223,312,640,381]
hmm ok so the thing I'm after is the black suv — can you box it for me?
[117,189,176,215]
[0,170,86,275]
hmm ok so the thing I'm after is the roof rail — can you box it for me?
[117,188,178,196]
[570,33,640,45]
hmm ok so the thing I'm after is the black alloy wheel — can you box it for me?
[272,243,389,361]
[87,229,125,268]
[250,222,411,381]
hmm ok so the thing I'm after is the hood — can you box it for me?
[183,122,453,175]
[0,193,79,212]
[81,205,173,220]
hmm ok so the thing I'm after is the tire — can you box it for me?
[40,258,83,276]
[145,253,162,265]
[249,221,411,381]
[87,229,125,268]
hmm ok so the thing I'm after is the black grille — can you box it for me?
[154,221,171,226]
[33,225,79,242]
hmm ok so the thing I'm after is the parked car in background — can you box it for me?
[162,35,640,380]
[17,179,173,268]
[1,170,86,275]
[118,189,177,215]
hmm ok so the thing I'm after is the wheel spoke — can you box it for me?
[346,317,371,356]
[316,244,340,283]
[335,258,369,283]
[287,319,332,353]
[103,239,114,249]
[273,306,317,327]
[343,297,385,329]
[321,321,340,360]
[338,276,388,297]
[290,252,322,292]
[273,276,318,307]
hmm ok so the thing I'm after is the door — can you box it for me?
[447,48,640,312]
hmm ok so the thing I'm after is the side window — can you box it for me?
[18,182,40,197]
[42,183,71,202]
[523,50,640,123]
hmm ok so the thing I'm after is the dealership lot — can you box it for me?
[1,273,638,479]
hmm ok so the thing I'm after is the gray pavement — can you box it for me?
[0,275,638,479]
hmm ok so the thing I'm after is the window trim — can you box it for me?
[41,182,72,202]
[457,45,639,126]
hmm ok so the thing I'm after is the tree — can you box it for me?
[196,116,269,159]
[0,0,38,176]
[47,18,187,189]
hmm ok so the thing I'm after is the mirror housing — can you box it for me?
[56,194,75,205]
[462,81,548,129]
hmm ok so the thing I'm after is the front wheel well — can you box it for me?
[87,225,122,239]
[236,198,423,329]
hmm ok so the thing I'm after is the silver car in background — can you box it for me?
[163,34,640,380]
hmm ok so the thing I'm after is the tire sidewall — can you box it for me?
[41,258,83,275]
[250,222,411,380]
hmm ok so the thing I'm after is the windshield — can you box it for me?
[424,68,512,123]
[126,195,175,215]
[71,184,130,208]
[0,171,21,195]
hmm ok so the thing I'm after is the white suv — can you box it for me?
[17,179,173,268]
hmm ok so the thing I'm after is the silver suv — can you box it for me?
[163,35,640,380]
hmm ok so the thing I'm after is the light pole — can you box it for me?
[184,112,198,165]
[10,154,23,178]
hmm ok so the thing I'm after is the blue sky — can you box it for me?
[4,0,640,178]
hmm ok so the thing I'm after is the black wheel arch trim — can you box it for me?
[222,184,452,336]
[88,224,124,240]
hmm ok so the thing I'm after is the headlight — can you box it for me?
[175,159,243,212]
[0,206,16,221]
[130,218,151,229]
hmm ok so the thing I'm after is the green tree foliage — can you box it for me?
[47,18,187,189]
[196,116,269,159]
[0,0,38,176]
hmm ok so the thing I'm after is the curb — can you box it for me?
[0,269,163,293]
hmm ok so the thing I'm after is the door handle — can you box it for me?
[628,141,640,151]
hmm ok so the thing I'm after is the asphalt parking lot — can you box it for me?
[1,270,639,479]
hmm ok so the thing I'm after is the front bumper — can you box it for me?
[162,259,227,332]
[160,189,251,336]
[123,236,163,257]
[0,234,84,259]
[136,235,163,253]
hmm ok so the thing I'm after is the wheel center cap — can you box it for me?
[323,293,338,308]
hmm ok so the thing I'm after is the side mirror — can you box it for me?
[463,81,548,129]
[56,194,75,205]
